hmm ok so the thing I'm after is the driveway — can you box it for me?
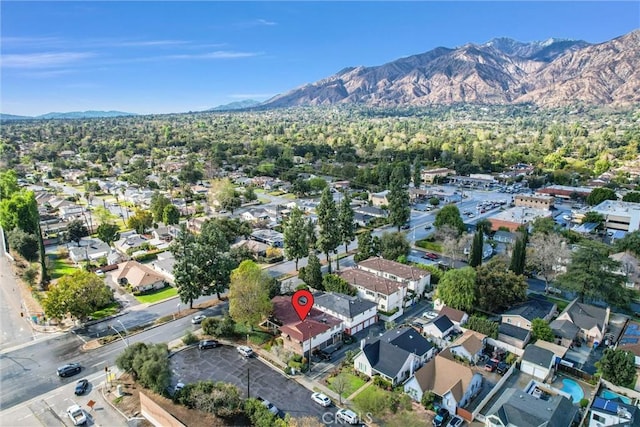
[170,345,339,422]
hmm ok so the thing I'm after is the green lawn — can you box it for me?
[353,384,392,417]
[49,255,78,279]
[542,295,570,312]
[234,324,274,345]
[91,302,120,319]
[134,286,178,303]
[327,372,367,399]
[415,240,443,252]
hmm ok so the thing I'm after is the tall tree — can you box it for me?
[531,318,554,342]
[527,232,570,291]
[299,252,323,290]
[67,219,89,246]
[434,205,465,236]
[615,230,640,257]
[171,225,201,308]
[0,190,39,235]
[209,178,241,213]
[197,220,234,299]
[228,260,273,329]
[475,218,492,235]
[283,206,308,271]
[387,177,411,231]
[509,230,527,275]
[127,209,153,234]
[596,348,636,387]
[477,258,528,313]
[354,230,375,262]
[162,204,180,225]
[305,218,317,250]
[42,270,113,321]
[7,228,39,261]
[412,159,422,188]
[0,170,19,200]
[556,240,633,307]
[586,187,617,206]
[622,192,640,203]
[435,267,477,312]
[316,188,340,273]
[150,192,171,222]
[469,228,484,268]
[379,231,410,261]
[97,222,120,246]
[337,193,355,253]
[322,274,356,296]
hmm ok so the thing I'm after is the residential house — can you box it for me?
[422,315,456,342]
[369,190,390,207]
[151,252,176,283]
[354,212,375,227]
[498,323,531,350]
[551,299,610,347]
[588,396,640,426]
[549,319,581,348]
[241,208,271,223]
[354,205,388,218]
[520,344,556,381]
[439,306,469,327]
[152,224,180,242]
[492,230,519,245]
[115,261,166,293]
[610,251,640,290]
[500,297,557,331]
[484,388,578,427]
[354,327,434,386]
[68,237,111,264]
[617,321,640,366]
[404,349,483,418]
[114,231,149,255]
[449,330,487,364]
[338,268,406,319]
[313,292,378,335]
[231,239,270,258]
[357,257,431,296]
[250,229,284,248]
[58,204,86,221]
[268,296,342,357]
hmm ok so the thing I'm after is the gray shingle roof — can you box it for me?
[314,292,377,319]
[361,328,433,378]
[499,323,530,341]
[487,388,578,427]
[522,345,555,367]
[565,300,608,331]
[549,319,580,339]
[432,315,454,333]
[502,298,555,322]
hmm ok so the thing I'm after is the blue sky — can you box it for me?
[2,2,638,116]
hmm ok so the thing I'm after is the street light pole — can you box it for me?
[117,320,129,346]
[110,325,129,347]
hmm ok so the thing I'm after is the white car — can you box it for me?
[237,345,254,357]
[423,311,438,320]
[191,314,206,324]
[336,409,359,424]
[67,405,87,426]
[311,392,332,407]
[257,397,279,415]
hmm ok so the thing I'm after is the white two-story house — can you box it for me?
[313,292,378,335]
[338,267,406,320]
[357,257,431,296]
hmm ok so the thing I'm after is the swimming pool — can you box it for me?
[600,389,632,405]
[561,378,584,403]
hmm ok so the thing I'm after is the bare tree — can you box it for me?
[332,374,349,405]
[527,233,570,292]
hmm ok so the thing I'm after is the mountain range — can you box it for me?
[262,30,640,108]
[0,111,136,121]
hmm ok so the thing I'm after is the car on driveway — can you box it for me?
[311,392,332,407]
[496,361,510,375]
[484,358,499,372]
[198,339,219,350]
[447,415,464,427]
[75,379,89,395]
[422,311,438,320]
[57,363,82,378]
[191,314,206,324]
[433,407,450,427]
[237,345,254,357]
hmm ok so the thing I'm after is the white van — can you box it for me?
[336,409,359,424]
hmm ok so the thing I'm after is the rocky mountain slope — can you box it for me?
[262,30,639,108]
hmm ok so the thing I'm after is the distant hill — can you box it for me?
[207,100,261,111]
[0,110,137,121]
[261,30,639,108]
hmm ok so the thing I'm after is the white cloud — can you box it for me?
[256,19,277,26]
[166,51,262,60]
[1,52,95,69]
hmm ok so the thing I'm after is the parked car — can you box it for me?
[74,379,89,395]
[424,252,440,260]
[433,407,450,427]
[257,397,279,416]
[57,363,82,378]
[401,223,411,230]
[174,382,185,393]
[496,362,510,375]
[311,392,332,407]
[198,339,219,350]
[67,405,87,426]
[484,358,499,372]
[447,416,464,427]
[191,314,206,324]
[423,311,438,320]
[425,224,433,230]
[336,409,359,425]
[237,345,254,357]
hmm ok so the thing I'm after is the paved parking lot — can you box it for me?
[170,344,339,422]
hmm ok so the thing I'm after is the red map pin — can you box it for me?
[292,289,314,321]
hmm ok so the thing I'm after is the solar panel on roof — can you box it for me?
[592,397,619,413]
[620,338,639,345]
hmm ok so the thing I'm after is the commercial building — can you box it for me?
[536,185,593,200]
[488,207,552,232]
[588,200,640,233]
[514,194,553,210]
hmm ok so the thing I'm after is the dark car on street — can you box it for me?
[433,407,450,427]
[198,339,219,350]
[75,379,89,395]
[496,361,510,375]
[57,363,82,378]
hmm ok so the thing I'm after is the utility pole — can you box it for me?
[247,368,250,398]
